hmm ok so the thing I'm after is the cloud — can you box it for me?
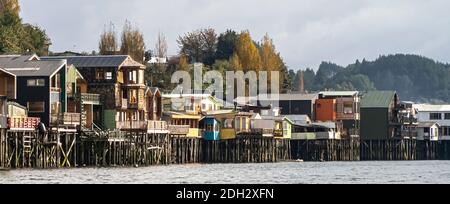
[20,0,450,70]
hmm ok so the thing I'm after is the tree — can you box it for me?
[177,28,217,65]
[99,22,118,55]
[120,21,146,63]
[178,54,189,72]
[234,30,261,72]
[0,0,20,16]
[229,52,242,70]
[0,9,50,55]
[155,31,167,58]
[216,30,238,60]
[22,23,51,56]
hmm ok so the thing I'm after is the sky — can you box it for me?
[20,0,450,70]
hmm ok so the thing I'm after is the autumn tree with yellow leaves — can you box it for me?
[0,0,20,15]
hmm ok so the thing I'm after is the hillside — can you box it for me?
[294,54,450,103]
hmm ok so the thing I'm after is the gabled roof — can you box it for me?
[146,87,161,96]
[361,91,397,108]
[0,54,66,77]
[42,55,145,68]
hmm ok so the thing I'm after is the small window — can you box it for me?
[106,72,113,80]
[96,71,104,80]
[344,102,354,114]
[445,113,450,120]
[28,102,45,113]
[27,79,45,87]
[430,113,442,120]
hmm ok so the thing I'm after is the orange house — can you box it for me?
[315,99,337,122]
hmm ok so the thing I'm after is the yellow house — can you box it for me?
[208,111,253,140]
[164,112,202,138]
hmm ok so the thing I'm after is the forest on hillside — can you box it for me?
[290,54,450,103]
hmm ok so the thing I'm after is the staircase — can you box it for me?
[23,134,32,167]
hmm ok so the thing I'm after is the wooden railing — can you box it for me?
[51,113,81,125]
[8,117,40,129]
[116,121,147,130]
[168,125,190,135]
[147,120,168,131]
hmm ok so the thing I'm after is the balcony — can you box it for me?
[168,125,190,135]
[81,93,101,105]
[7,117,40,130]
[116,121,147,130]
[147,120,169,134]
[51,113,81,126]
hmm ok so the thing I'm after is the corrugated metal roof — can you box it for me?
[0,55,65,76]
[42,55,144,68]
[361,91,397,108]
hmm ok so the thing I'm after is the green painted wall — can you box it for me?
[103,109,116,130]
[360,108,389,140]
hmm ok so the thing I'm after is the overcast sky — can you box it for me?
[20,0,450,70]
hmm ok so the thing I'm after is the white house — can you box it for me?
[414,104,450,140]
[416,122,440,141]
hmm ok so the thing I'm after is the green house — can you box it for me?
[360,91,399,140]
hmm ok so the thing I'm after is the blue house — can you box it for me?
[200,116,220,141]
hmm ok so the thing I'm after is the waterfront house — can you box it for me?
[416,122,439,141]
[164,111,201,137]
[200,116,220,141]
[207,111,254,140]
[0,54,68,128]
[0,68,16,129]
[414,104,450,140]
[43,55,164,132]
[65,65,102,131]
[360,91,400,140]
[317,91,360,138]
[259,116,294,139]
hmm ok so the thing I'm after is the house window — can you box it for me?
[445,113,450,120]
[106,72,113,80]
[430,113,442,120]
[27,79,45,87]
[96,70,104,80]
[28,102,45,113]
[344,102,354,114]
[442,127,449,136]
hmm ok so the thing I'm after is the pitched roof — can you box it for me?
[42,55,144,68]
[361,91,397,108]
[0,55,66,77]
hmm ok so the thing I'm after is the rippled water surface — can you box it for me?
[1,161,450,184]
